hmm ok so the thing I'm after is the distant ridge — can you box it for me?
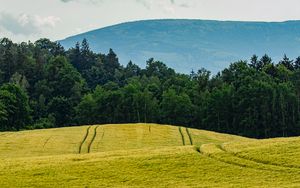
[60,19,300,73]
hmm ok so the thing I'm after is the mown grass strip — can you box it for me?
[196,145,270,171]
[219,144,300,170]
[87,126,99,153]
[198,144,295,172]
[186,128,193,145]
[79,126,91,154]
[178,127,185,146]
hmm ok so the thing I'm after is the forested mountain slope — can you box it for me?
[60,19,300,73]
[1,37,300,138]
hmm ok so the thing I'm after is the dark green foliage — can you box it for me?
[0,84,31,130]
[1,37,300,138]
[31,115,55,129]
[294,57,300,70]
[0,102,8,128]
[161,89,193,125]
[279,54,294,71]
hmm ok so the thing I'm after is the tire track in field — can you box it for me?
[178,127,185,146]
[194,144,297,172]
[186,128,193,145]
[218,144,300,170]
[194,146,260,170]
[43,136,52,148]
[96,129,105,151]
[79,126,91,154]
[87,125,99,153]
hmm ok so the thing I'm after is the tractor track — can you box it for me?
[186,128,193,145]
[96,129,105,150]
[195,145,298,173]
[178,127,185,146]
[43,136,52,148]
[78,126,91,154]
[218,144,300,170]
[87,126,99,153]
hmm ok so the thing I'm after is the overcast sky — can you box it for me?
[1,0,300,42]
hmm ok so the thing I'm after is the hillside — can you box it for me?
[1,124,300,187]
[60,19,300,73]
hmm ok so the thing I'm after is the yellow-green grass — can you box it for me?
[189,128,251,146]
[91,124,184,152]
[0,126,88,158]
[0,123,247,158]
[222,136,300,169]
[1,146,300,187]
[1,123,300,187]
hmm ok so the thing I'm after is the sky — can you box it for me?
[1,0,300,42]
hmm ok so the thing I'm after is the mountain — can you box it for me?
[60,19,300,73]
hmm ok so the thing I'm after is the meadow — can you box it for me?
[0,123,300,187]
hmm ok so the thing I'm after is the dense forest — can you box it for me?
[1,37,300,138]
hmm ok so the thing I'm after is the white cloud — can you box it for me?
[135,0,151,9]
[35,15,61,28]
[0,12,61,36]
[2,0,300,42]
[59,0,103,4]
[135,0,192,12]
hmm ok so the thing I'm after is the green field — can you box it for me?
[1,123,300,187]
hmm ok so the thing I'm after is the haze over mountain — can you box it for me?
[60,19,300,73]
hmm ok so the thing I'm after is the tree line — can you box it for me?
[1,37,300,138]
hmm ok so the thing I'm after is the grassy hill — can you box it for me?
[1,123,300,187]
